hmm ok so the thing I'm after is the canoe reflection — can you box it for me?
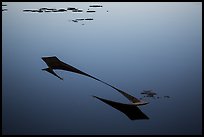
[41,56,146,105]
[93,96,149,120]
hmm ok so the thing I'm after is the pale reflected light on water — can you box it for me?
[2,2,202,135]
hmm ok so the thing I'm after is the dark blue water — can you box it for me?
[2,2,202,135]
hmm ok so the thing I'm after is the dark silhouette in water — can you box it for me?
[85,18,93,20]
[141,90,157,97]
[46,8,56,11]
[57,8,67,12]
[41,56,148,105]
[42,68,63,80]
[72,9,83,12]
[37,10,43,13]
[87,10,96,13]
[72,18,85,23]
[72,20,78,23]
[23,8,68,13]
[164,95,170,98]
[75,18,85,21]
[92,96,149,120]
[42,56,96,81]
[31,10,39,12]
[39,7,48,10]
[23,9,33,12]
[2,4,7,11]
[67,7,77,10]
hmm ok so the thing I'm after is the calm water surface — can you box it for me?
[2,2,202,135]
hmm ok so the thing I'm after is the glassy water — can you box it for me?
[2,2,202,135]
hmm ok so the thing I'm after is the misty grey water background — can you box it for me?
[2,2,202,135]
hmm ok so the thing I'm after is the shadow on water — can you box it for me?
[92,96,149,120]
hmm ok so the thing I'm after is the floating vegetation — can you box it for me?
[72,19,78,22]
[89,5,103,7]
[164,96,170,98]
[2,4,7,12]
[85,18,93,20]
[75,18,85,21]
[67,7,77,10]
[57,8,67,12]
[87,10,96,13]
[141,90,157,97]
[72,9,83,12]
[140,90,171,99]
[22,4,108,25]
[23,8,67,13]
